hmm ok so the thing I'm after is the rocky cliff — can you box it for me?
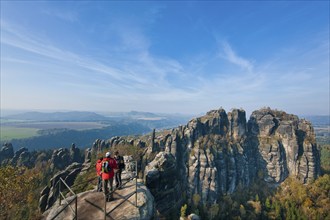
[109,107,321,217]
[2,107,320,219]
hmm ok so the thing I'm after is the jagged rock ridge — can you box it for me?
[1,107,321,219]
[110,107,321,216]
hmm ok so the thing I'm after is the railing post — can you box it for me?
[135,161,137,207]
[59,179,61,206]
[75,196,77,220]
[104,191,106,220]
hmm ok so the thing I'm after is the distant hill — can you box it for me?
[0,110,194,149]
[302,115,330,126]
[4,111,109,121]
[6,122,151,150]
[103,111,170,119]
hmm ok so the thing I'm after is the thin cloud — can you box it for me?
[220,41,254,72]
[1,23,145,84]
[0,22,190,96]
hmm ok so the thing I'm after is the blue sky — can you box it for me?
[1,1,329,116]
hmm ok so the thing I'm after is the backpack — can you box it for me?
[102,160,111,173]
[116,156,125,170]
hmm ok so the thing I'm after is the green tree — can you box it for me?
[255,194,260,202]
[192,193,201,207]
[209,204,219,219]
[239,204,246,218]
[180,204,187,218]
[265,197,271,210]
[274,201,282,220]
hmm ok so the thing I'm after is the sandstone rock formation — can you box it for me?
[35,107,320,219]
[248,108,320,184]
[0,143,14,165]
[40,162,83,212]
[109,107,321,217]
[11,147,31,167]
[144,152,182,215]
[49,144,84,170]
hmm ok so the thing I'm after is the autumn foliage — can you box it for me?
[0,166,43,219]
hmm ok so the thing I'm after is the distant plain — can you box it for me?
[0,119,107,141]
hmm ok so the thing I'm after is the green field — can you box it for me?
[0,126,40,142]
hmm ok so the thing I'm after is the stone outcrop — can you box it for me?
[0,143,14,165]
[108,107,321,217]
[11,147,31,167]
[144,152,183,215]
[40,162,83,212]
[248,108,320,184]
[50,145,83,170]
[91,139,108,154]
[70,143,81,163]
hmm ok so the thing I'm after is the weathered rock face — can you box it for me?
[248,108,320,184]
[0,143,14,165]
[6,147,33,167]
[50,145,83,170]
[40,162,83,212]
[110,107,320,217]
[70,143,81,163]
[144,152,183,215]
[178,108,251,206]
[1,144,53,171]
[91,139,109,154]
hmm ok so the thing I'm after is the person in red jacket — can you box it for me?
[101,152,118,201]
[95,156,103,192]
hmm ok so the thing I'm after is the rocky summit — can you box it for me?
[109,107,321,217]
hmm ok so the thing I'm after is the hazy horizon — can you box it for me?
[1,108,329,120]
[1,1,329,116]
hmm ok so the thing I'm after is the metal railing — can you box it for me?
[49,161,138,220]
[50,177,77,220]
[102,161,138,220]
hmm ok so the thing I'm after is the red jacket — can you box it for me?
[101,157,118,180]
[96,159,102,176]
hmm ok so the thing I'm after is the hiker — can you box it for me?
[101,152,117,201]
[96,156,103,192]
[114,151,125,189]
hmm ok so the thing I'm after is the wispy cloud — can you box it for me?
[219,41,254,72]
[0,21,190,96]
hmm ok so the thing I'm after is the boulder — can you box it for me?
[188,213,201,220]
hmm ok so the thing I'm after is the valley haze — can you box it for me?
[0,110,194,150]
[1,109,328,151]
